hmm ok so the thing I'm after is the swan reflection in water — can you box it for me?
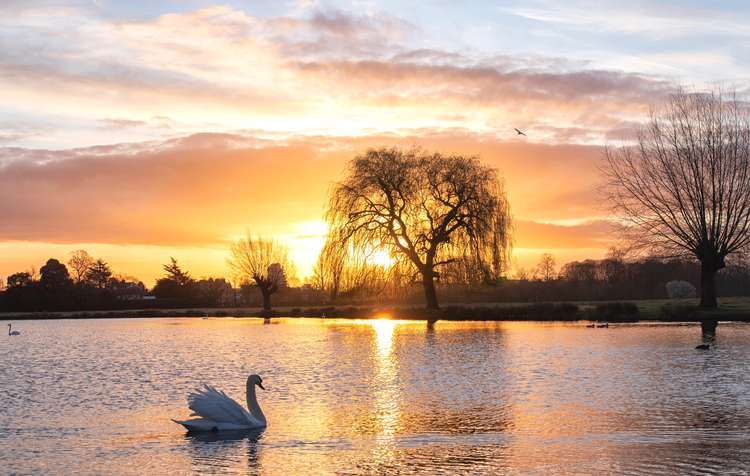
[185,428,265,473]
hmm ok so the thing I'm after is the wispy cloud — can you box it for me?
[0,4,680,148]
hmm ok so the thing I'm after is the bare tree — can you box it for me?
[326,148,512,309]
[68,250,94,283]
[228,234,294,310]
[604,89,750,308]
[536,253,557,281]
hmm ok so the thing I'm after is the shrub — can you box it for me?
[666,280,697,299]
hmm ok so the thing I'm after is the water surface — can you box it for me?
[2,318,750,475]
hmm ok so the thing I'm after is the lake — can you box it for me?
[2,318,750,475]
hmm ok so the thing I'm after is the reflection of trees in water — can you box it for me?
[701,320,717,343]
[184,429,264,475]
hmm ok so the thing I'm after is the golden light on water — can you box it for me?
[369,317,401,466]
[371,317,397,355]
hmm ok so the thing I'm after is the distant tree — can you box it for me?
[39,259,72,290]
[514,267,530,281]
[195,278,233,306]
[267,263,288,290]
[163,257,192,286]
[85,259,113,289]
[326,148,512,309]
[152,258,195,303]
[68,250,94,283]
[604,89,750,308]
[7,272,33,289]
[536,253,557,281]
[228,234,294,310]
[37,259,73,310]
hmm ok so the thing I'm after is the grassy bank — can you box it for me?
[3,297,750,322]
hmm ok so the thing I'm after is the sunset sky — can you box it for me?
[1,1,749,285]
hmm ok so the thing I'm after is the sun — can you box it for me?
[372,249,394,267]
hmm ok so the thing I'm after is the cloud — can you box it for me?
[0,4,678,148]
[504,0,750,38]
[0,133,342,246]
[0,131,612,245]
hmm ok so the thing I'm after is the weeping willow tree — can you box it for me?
[312,231,391,302]
[326,148,512,309]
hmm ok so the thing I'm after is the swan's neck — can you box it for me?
[246,383,266,423]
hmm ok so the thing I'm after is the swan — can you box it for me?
[173,374,267,431]
[7,324,20,336]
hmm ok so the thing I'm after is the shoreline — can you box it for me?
[2,299,749,322]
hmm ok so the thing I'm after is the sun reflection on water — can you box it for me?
[369,318,401,466]
[371,318,397,356]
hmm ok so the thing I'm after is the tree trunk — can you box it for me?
[260,288,272,310]
[422,271,439,310]
[699,261,718,308]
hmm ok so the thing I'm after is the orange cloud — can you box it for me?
[0,132,616,283]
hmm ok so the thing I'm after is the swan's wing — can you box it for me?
[187,385,255,424]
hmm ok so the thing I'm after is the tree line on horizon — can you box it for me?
[1,245,749,313]
[1,89,749,313]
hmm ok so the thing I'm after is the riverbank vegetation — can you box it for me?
[2,248,750,315]
[5,297,750,323]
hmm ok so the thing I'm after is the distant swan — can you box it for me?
[7,324,20,336]
[173,374,267,431]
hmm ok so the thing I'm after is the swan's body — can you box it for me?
[173,374,266,431]
[7,324,20,336]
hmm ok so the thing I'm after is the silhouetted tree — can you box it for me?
[536,253,557,281]
[85,259,112,289]
[38,258,73,310]
[40,259,72,290]
[228,234,294,310]
[163,257,192,286]
[68,250,94,283]
[7,272,32,289]
[312,231,346,301]
[326,148,512,309]
[604,89,750,308]
[313,230,391,302]
[152,258,195,304]
[195,278,233,306]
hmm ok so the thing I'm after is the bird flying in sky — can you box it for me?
[514,128,526,136]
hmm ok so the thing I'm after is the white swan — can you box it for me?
[7,324,20,336]
[173,374,267,431]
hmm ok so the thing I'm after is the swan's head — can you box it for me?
[247,374,265,390]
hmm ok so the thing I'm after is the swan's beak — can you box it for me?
[257,382,265,390]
